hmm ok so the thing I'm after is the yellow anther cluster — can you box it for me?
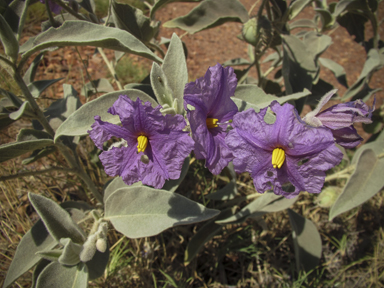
[137,135,148,153]
[272,148,285,169]
[206,118,219,129]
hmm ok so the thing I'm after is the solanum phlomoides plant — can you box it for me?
[0,0,383,286]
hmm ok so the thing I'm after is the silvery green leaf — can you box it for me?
[233,84,311,109]
[0,88,23,107]
[9,101,35,120]
[329,148,384,220]
[319,57,348,88]
[32,259,51,288]
[342,49,384,100]
[150,62,174,107]
[315,8,335,30]
[150,0,202,19]
[124,83,156,100]
[58,238,82,266]
[350,83,381,102]
[222,58,252,66]
[36,250,62,262]
[289,19,317,29]
[61,201,93,213]
[111,0,160,43]
[41,13,79,31]
[162,156,190,192]
[23,53,45,85]
[162,33,188,115]
[28,78,64,98]
[3,0,30,40]
[287,0,312,20]
[206,181,237,200]
[282,35,316,95]
[55,89,157,140]
[0,14,19,62]
[22,146,57,165]
[19,20,162,68]
[216,192,297,224]
[33,84,82,131]
[163,0,249,34]
[105,186,220,238]
[0,139,54,163]
[303,32,332,59]
[17,128,52,142]
[104,177,142,203]
[2,220,57,288]
[288,209,322,272]
[36,262,88,288]
[184,208,235,265]
[86,249,109,280]
[77,0,95,14]
[28,193,86,243]
[81,78,114,97]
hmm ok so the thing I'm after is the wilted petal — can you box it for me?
[331,126,363,148]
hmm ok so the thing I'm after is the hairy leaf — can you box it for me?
[0,139,53,163]
[163,0,249,34]
[288,209,322,272]
[329,149,384,220]
[23,53,45,85]
[319,57,348,88]
[81,78,114,97]
[0,14,19,62]
[28,193,86,243]
[105,187,220,238]
[36,262,88,288]
[28,78,64,98]
[54,89,158,140]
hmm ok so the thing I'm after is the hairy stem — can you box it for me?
[97,48,123,90]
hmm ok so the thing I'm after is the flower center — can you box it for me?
[137,135,148,153]
[206,118,219,129]
[272,148,285,169]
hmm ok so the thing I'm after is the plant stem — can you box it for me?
[51,0,89,21]
[0,167,75,182]
[324,165,355,182]
[97,48,123,90]
[11,65,104,204]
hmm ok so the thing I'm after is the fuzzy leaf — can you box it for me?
[54,89,158,140]
[32,259,51,288]
[184,208,235,265]
[329,149,384,220]
[36,262,88,288]
[81,78,114,97]
[0,139,54,163]
[3,0,30,40]
[163,0,249,34]
[0,14,19,62]
[23,53,45,85]
[28,193,86,243]
[0,88,23,107]
[28,78,64,98]
[289,19,317,29]
[105,186,220,238]
[58,238,82,266]
[206,181,237,200]
[162,33,188,115]
[319,57,348,88]
[86,249,109,280]
[303,32,332,59]
[288,0,312,20]
[19,20,163,66]
[315,8,335,30]
[111,0,160,43]
[9,101,34,120]
[150,62,174,108]
[150,0,201,19]
[217,192,297,224]
[36,250,62,262]
[2,220,57,288]
[288,209,322,272]
[162,156,190,192]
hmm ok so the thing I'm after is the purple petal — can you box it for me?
[332,126,363,148]
[88,116,132,150]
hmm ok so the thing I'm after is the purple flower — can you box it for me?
[226,101,343,198]
[303,89,374,148]
[40,0,63,14]
[88,96,194,189]
[184,63,238,174]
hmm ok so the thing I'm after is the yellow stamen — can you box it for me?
[137,135,148,153]
[272,148,285,169]
[206,118,219,129]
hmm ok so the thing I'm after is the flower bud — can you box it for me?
[80,234,97,262]
[96,238,107,253]
[316,186,341,208]
[242,17,259,47]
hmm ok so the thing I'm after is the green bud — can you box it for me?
[316,186,341,208]
[242,17,259,47]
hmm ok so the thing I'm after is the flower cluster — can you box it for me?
[88,64,373,198]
